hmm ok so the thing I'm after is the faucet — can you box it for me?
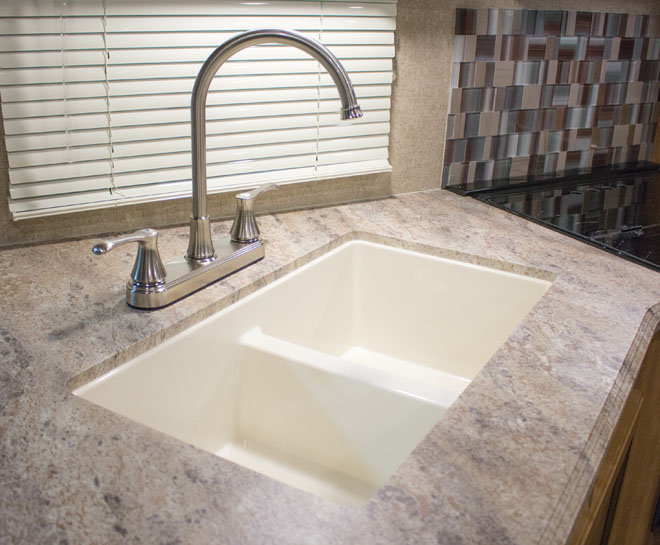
[92,29,363,309]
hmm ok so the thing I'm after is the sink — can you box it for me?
[74,240,551,505]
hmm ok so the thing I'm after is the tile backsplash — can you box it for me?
[443,9,660,187]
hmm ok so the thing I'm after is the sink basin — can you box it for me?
[74,240,550,505]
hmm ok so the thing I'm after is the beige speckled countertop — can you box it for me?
[1,189,659,545]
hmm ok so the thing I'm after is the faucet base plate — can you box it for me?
[126,235,264,310]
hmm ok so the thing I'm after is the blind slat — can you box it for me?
[0,71,393,102]
[2,84,393,119]
[9,122,392,168]
[0,1,396,18]
[5,110,392,153]
[0,45,396,69]
[0,31,394,54]
[4,97,391,136]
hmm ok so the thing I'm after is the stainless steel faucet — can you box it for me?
[92,29,363,309]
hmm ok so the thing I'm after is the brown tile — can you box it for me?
[455,9,477,35]
[478,111,501,137]
[535,130,548,154]
[565,11,577,37]
[609,37,621,60]
[592,148,612,167]
[565,149,584,170]
[596,105,614,126]
[545,60,559,83]
[544,11,563,37]
[575,12,593,37]
[465,136,486,161]
[473,62,487,87]
[527,37,546,61]
[590,60,604,83]
[516,110,536,132]
[575,61,593,84]
[493,61,515,87]
[453,113,466,139]
[476,8,489,36]
[619,38,636,60]
[476,35,496,61]
[545,36,559,60]
[522,84,543,109]
[556,151,567,172]
[587,37,605,60]
[646,15,660,38]
[612,124,629,146]
[448,162,467,185]
[555,107,567,130]
[542,109,557,131]
[449,88,462,114]
[625,81,643,104]
[510,156,531,177]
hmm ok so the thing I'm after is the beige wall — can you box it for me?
[2,0,659,247]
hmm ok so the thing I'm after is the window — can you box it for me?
[0,0,396,219]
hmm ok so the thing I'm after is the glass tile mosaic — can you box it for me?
[443,8,660,187]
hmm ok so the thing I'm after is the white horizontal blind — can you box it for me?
[0,0,396,219]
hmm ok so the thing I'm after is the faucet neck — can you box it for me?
[187,28,361,261]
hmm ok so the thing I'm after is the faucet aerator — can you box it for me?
[341,105,363,121]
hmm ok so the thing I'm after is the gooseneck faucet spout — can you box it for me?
[92,29,362,309]
[187,28,363,262]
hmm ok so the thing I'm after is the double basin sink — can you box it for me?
[74,240,550,505]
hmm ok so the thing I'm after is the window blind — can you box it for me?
[0,0,396,219]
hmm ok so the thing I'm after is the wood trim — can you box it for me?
[568,388,643,545]
[606,333,660,545]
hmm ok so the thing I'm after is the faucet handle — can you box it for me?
[92,228,166,286]
[230,183,279,243]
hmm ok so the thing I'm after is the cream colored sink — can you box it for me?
[74,240,550,505]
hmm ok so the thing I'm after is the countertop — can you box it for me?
[1,189,659,545]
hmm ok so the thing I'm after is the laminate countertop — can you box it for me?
[2,190,659,545]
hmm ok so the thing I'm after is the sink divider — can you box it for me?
[238,327,466,408]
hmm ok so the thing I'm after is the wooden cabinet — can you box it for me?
[569,330,660,545]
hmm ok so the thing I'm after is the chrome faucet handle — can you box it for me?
[229,183,279,243]
[92,228,166,286]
